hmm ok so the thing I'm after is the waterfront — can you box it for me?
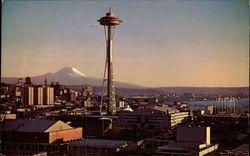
[182,98,249,106]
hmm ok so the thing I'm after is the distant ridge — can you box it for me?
[1,67,144,89]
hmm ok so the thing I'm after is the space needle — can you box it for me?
[98,9,122,115]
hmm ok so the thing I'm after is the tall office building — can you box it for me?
[50,82,63,96]
[23,86,34,105]
[34,87,43,105]
[24,77,32,86]
[43,87,54,105]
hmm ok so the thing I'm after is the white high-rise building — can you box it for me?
[43,87,54,105]
[34,87,43,105]
[23,87,34,105]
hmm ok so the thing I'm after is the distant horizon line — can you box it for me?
[2,66,249,88]
[0,77,249,89]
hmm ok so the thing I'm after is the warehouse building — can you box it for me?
[1,119,82,155]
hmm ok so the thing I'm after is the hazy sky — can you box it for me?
[2,0,249,87]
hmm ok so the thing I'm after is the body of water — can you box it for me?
[182,98,249,106]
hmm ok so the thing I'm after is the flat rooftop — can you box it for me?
[69,139,130,148]
[158,141,201,150]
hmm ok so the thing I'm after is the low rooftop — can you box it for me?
[153,106,180,114]
[70,139,130,148]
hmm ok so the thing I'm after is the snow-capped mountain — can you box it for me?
[53,67,87,78]
[1,67,143,88]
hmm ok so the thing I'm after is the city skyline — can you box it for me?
[2,0,249,87]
